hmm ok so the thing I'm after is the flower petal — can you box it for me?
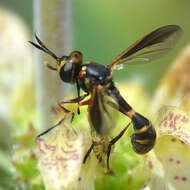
[156,106,190,144]
[150,45,190,114]
[36,122,90,190]
[143,106,190,189]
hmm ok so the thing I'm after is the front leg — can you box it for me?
[57,93,89,121]
[36,98,91,139]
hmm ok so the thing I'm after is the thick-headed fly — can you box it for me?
[30,25,182,160]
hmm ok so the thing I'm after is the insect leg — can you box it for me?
[57,93,89,121]
[107,122,131,171]
[76,80,81,114]
[36,125,58,139]
[36,98,91,139]
[58,98,91,124]
[58,93,89,110]
[83,143,95,164]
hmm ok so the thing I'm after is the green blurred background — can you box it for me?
[1,0,189,93]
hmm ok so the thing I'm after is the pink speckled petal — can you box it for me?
[142,151,165,190]
[156,106,190,145]
[143,106,190,189]
[36,122,93,190]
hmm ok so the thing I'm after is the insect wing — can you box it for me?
[110,25,183,71]
[88,85,118,137]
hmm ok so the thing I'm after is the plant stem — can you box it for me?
[33,0,72,130]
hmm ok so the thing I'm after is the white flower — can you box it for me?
[142,106,190,190]
[36,122,96,190]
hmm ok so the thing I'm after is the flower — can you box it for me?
[151,45,190,113]
[36,121,96,190]
[142,45,190,190]
[142,106,190,190]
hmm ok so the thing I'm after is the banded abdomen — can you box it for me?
[107,84,156,154]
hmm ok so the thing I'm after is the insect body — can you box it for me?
[77,62,156,153]
[30,25,182,155]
